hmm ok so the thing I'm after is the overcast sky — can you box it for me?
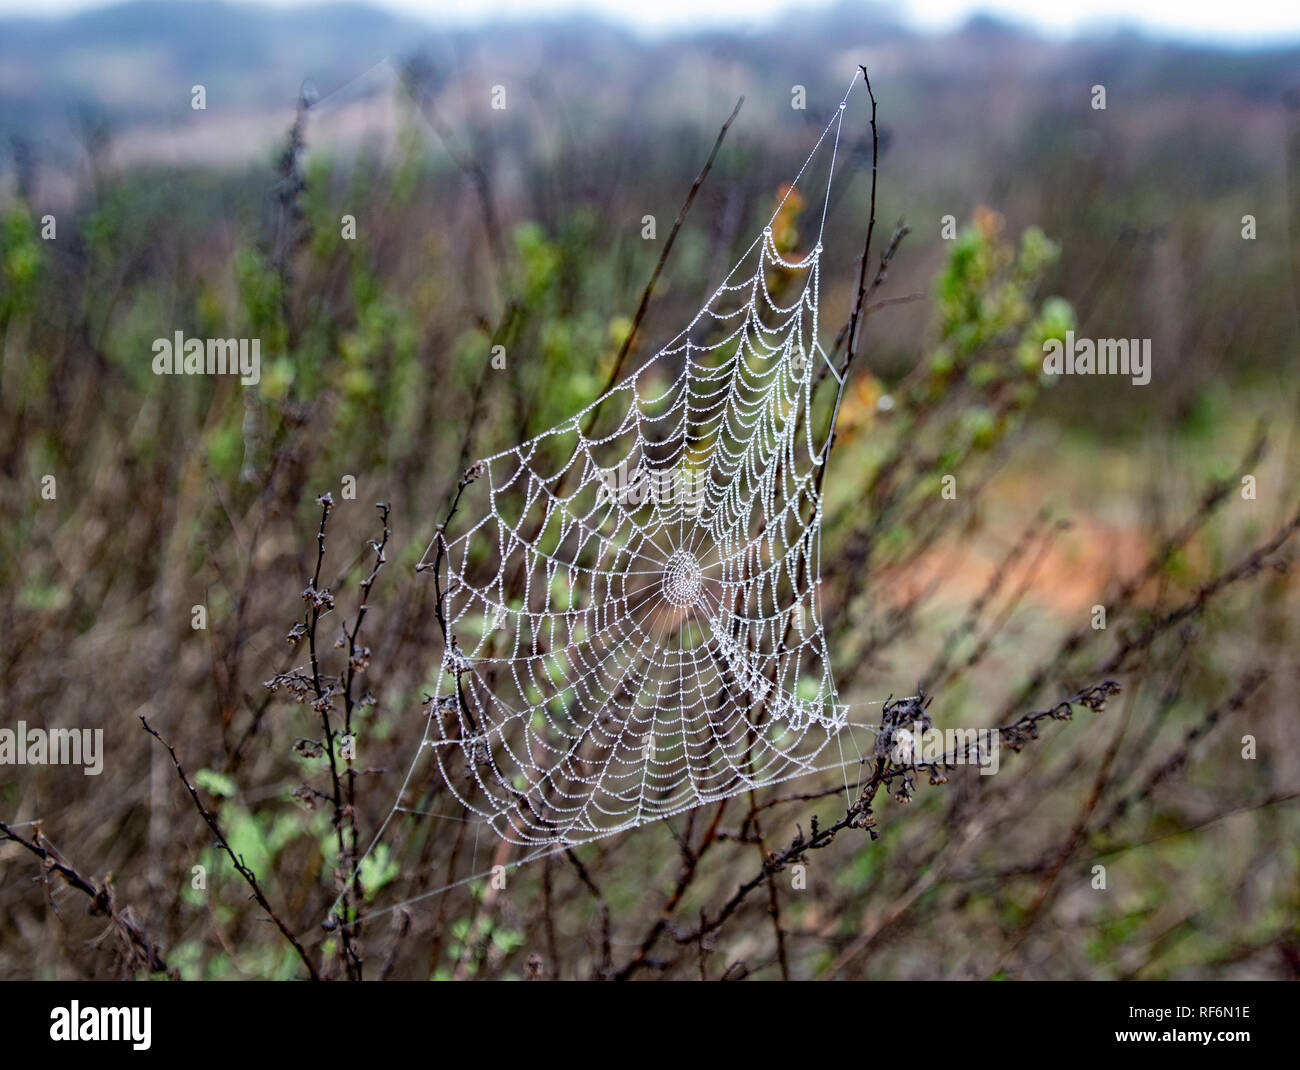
[1,0,1297,44]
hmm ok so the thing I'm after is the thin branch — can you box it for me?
[565,848,612,980]
[581,95,744,438]
[0,819,170,975]
[138,715,320,981]
[838,65,880,379]
[674,682,1121,948]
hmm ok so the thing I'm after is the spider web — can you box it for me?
[399,73,872,852]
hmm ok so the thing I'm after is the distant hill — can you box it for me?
[2,0,1297,202]
[2,0,1295,142]
[0,1,432,135]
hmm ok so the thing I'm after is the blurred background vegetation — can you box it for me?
[1,0,1299,980]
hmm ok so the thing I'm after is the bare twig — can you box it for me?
[138,716,320,981]
[581,95,744,438]
[0,820,171,976]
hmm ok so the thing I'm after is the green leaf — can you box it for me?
[194,768,237,798]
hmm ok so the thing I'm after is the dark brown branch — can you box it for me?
[299,493,361,978]
[565,848,612,980]
[674,682,1121,947]
[0,820,170,976]
[613,800,728,980]
[838,66,880,379]
[138,716,321,981]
